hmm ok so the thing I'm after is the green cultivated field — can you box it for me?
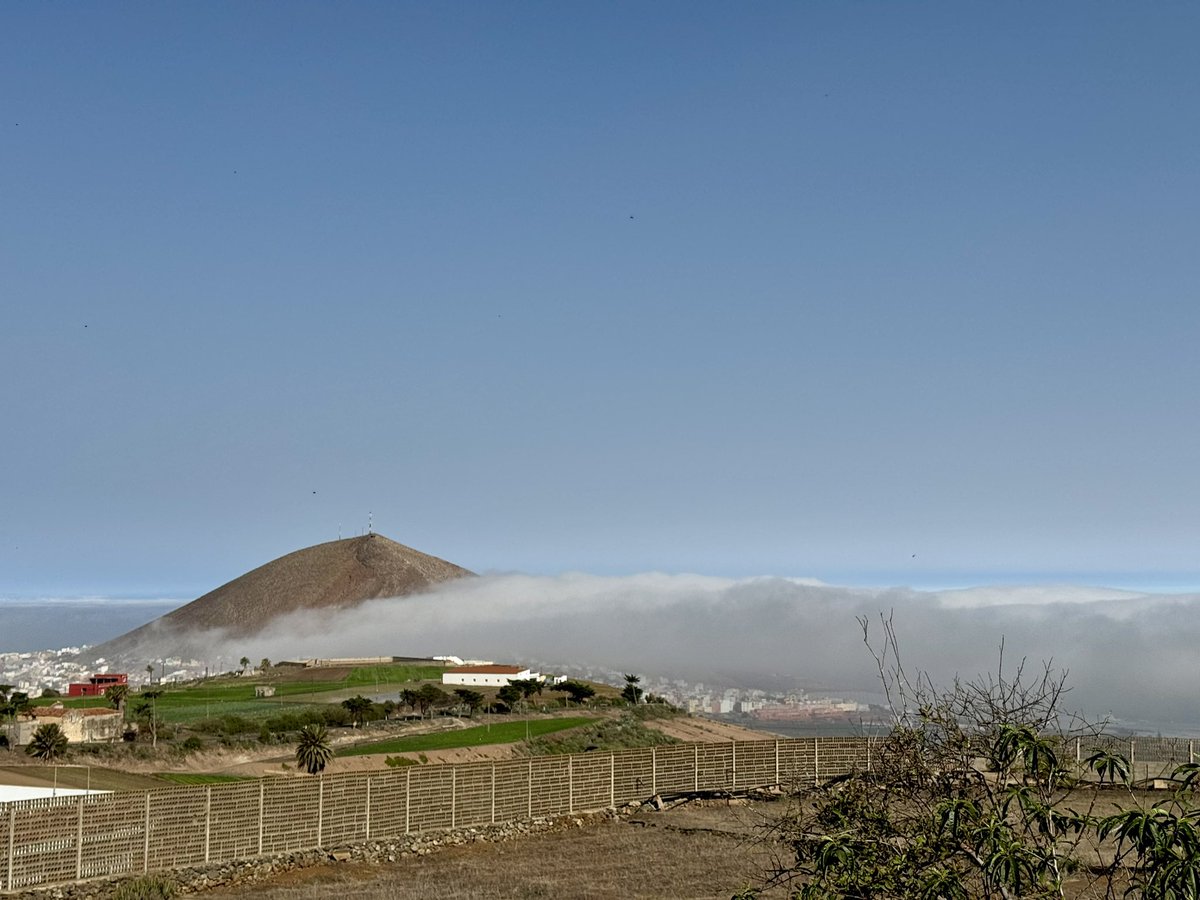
[337,717,596,756]
[144,665,446,724]
[30,664,448,725]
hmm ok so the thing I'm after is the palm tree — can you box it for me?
[259,658,271,673]
[26,723,68,762]
[295,724,332,774]
[621,673,643,704]
[105,684,129,711]
[239,657,250,675]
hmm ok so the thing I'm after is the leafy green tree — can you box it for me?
[552,680,595,705]
[2,691,31,722]
[399,689,420,715]
[341,695,373,727]
[135,689,163,747]
[259,658,271,673]
[620,673,643,704]
[239,657,250,675]
[295,724,332,774]
[26,723,68,761]
[497,684,523,710]
[414,684,449,717]
[453,688,486,716]
[510,678,543,699]
[759,614,1200,900]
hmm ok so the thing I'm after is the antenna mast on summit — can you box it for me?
[368,511,373,535]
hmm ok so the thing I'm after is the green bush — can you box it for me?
[114,874,176,900]
[178,736,204,754]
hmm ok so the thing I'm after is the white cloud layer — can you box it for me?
[179,575,1200,733]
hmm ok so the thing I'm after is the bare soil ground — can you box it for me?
[199,800,786,900]
[642,715,779,744]
[191,787,1180,900]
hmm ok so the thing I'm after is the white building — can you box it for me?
[442,665,539,688]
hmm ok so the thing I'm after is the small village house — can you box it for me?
[5,704,123,745]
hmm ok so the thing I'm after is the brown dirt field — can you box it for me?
[199,801,787,900]
[0,763,165,792]
[193,789,1186,900]
[643,715,780,744]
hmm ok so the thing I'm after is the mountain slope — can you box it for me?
[84,534,473,661]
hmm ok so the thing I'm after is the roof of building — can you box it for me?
[447,665,525,675]
[28,705,121,719]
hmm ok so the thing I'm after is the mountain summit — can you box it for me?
[84,534,473,661]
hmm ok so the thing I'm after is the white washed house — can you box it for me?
[442,665,539,687]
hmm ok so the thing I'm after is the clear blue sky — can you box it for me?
[3,2,1198,596]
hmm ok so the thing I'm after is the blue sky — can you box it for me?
[2,3,1198,596]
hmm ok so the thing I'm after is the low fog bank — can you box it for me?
[183,575,1198,731]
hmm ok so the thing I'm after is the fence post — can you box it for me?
[491,764,496,824]
[143,792,150,872]
[866,736,872,774]
[451,768,457,829]
[774,740,780,784]
[405,769,411,834]
[258,781,264,855]
[365,777,372,841]
[204,786,211,863]
[76,795,84,880]
[731,741,737,791]
[610,754,615,808]
[1130,740,1136,778]
[694,745,699,792]
[1191,741,1195,765]
[527,759,533,818]
[1076,737,1081,765]
[651,747,657,796]
[7,802,14,891]
[317,777,324,847]
[813,738,820,787]
[568,757,574,814]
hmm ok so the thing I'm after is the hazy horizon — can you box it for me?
[7,575,1195,736]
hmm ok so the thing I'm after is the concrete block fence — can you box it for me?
[0,737,868,892]
[2,733,1192,893]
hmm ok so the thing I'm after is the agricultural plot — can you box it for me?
[337,717,597,756]
[109,664,448,726]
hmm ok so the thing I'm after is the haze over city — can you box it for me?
[3,5,1198,729]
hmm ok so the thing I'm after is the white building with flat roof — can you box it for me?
[442,665,539,687]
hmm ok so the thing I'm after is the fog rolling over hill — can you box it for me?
[80,534,472,663]
[219,574,1199,734]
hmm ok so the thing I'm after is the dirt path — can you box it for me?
[643,715,780,743]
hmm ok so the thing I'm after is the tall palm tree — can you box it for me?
[26,723,68,762]
[621,673,643,704]
[295,724,332,774]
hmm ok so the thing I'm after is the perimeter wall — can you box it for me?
[2,733,1196,892]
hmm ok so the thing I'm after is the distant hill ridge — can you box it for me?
[84,534,473,661]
